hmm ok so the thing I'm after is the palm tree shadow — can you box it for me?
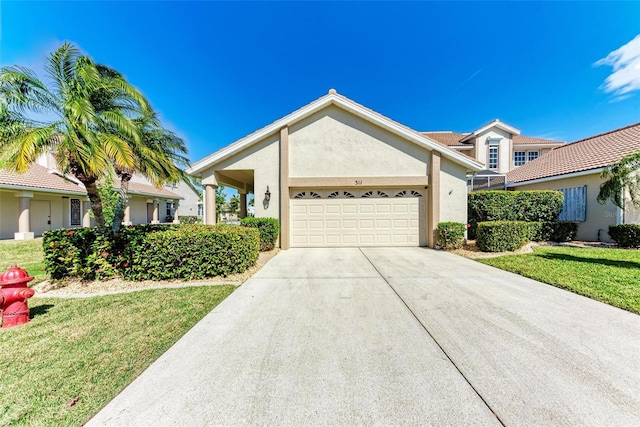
[537,253,640,270]
[30,304,54,319]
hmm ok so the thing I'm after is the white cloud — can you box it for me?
[595,34,640,97]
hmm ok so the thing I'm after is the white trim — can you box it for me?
[187,92,484,174]
[459,119,521,143]
[507,167,605,187]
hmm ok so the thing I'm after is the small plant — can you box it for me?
[241,217,280,251]
[608,224,640,248]
[436,222,466,249]
[476,221,534,252]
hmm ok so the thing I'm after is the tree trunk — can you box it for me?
[83,179,106,230]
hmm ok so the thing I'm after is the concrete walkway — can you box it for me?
[87,248,640,426]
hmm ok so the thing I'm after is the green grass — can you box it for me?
[478,246,640,314]
[0,286,235,426]
[0,238,46,284]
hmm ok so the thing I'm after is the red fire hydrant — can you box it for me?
[0,265,35,328]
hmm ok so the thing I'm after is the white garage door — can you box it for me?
[290,189,424,247]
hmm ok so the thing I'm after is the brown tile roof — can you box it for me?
[420,132,471,146]
[507,122,640,183]
[0,164,86,194]
[513,135,565,145]
[115,180,182,199]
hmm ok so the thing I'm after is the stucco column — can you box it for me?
[123,200,132,226]
[279,126,290,249]
[239,192,247,219]
[173,200,180,224]
[82,199,92,228]
[151,199,160,224]
[14,192,34,240]
[205,184,217,225]
[427,152,441,248]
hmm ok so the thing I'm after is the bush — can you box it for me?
[178,215,202,224]
[436,222,466,249]
[608,224,640,248]
[42,223,259,281]
[538,221,578,242]
[468,190,563,239]
[241,217,280,251]
[476,221,535,252]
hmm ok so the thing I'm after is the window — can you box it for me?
[197,203,203,217]
[558,186,586,221]
[514,151,526,167]
[166,202,175,217]
[528,151,539,162]
[488,145,499,169]
[70,198,82,226]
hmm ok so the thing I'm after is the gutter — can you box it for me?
[506,167,605,187]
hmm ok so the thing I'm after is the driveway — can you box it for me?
[87,248,640,426]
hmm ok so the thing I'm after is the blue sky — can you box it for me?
[2,1,639,165]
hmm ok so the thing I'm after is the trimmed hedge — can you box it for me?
[608,224,640,248]
[241,217,280,251]
[476,221,538,252]
[43,224,259,281]
[468,190,563,238]
[178,215,202,224]
[539,221,578,242]
[436,222,466,249]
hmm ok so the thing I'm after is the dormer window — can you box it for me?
[488,139,501,170]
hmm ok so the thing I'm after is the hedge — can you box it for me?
[538,221,578,242]
[468,190,564,238]
[608,224,640,248]
[178,215,202,224]
[436,222,466,249]
[241,217,280,251]
[476,221,538,252]
[43,224,259,281]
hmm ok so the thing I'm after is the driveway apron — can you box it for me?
[87,248,498,426]
[87,247,640,426]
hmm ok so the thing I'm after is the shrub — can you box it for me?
[241,217,280,251]
[436,222,466,249]
[538,221,578,242]
[476,221,534,252]
[468,190,563,238]
[608,224,640,248]
[178,215,202,224]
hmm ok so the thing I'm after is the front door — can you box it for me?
[31,200,51,237]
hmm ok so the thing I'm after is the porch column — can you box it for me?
[151,199,160,224]
[82,199,92,228]
[14,192,34,240]
[239,192,247,219]
[427,151,441,248]
[205,184,217,225]
[173,200,180,224]
[123,199,132,226]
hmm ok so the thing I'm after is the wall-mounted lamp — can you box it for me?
[265,186,271,201]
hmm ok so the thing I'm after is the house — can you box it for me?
[424,119,564,174]
[507,122,640,241]
[0,153,185,240]
[187,90,484,248]
[129,174,202,222]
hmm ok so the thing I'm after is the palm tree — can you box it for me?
[597,151,640,209]
[0,43,148,230]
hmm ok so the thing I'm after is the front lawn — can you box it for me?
[478,246,640,314]
[0,286,235,426]
[0,238,46,284]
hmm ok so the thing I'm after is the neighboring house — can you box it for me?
[424,119,564,174]
[507,122,640,241]
[187,90,484,248]
[0,154,183,240]
[129,174,201,221]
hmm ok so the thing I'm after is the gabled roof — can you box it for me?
[0,164,86,194]
[513,135,565,145]
[459,119,521,143]
[420,132,471,147]
[115,180,182,199]
[421,130,563,148]
[507,122,640,184]
[187,90,484,174]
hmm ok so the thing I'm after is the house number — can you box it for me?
[355,180,362,185]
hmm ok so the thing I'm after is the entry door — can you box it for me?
[31,200,51,237]
[147,203,154,223]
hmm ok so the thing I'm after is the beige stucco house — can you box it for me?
[187,90,484,248]
[0,153,185,240]
[424,119,564,174]
[507,122,640,241]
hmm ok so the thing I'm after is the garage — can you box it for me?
[290,189,425,247]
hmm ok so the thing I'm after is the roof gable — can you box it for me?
[188,90,484,174]
[459,119,521,143]
[507,122,640,184]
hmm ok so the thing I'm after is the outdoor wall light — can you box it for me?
[265,186,271,201]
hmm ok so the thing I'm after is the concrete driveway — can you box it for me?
[87,248,640,426]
